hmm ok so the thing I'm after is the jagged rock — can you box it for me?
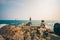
[0,35,5,40]
[13,31,24,40]
[0,25,16,40]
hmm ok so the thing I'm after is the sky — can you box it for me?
[0,0,60,20]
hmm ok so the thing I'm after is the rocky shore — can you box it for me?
[0,23,60,40]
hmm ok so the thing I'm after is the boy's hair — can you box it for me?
[41,20,45,22]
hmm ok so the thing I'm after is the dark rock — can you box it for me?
[54,23,60,36]
[26,22,32,26]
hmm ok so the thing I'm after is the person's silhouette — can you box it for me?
[26,17,32,26]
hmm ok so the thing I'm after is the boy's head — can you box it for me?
[41,20,45,22]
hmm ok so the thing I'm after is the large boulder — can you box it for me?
[0,25,16,40]
[0,25,24,40]
[54,23,60,36]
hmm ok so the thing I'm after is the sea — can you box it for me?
[0,20,60,31]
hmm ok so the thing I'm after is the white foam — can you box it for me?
[46,25,54,32]
[0,24,8,28]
